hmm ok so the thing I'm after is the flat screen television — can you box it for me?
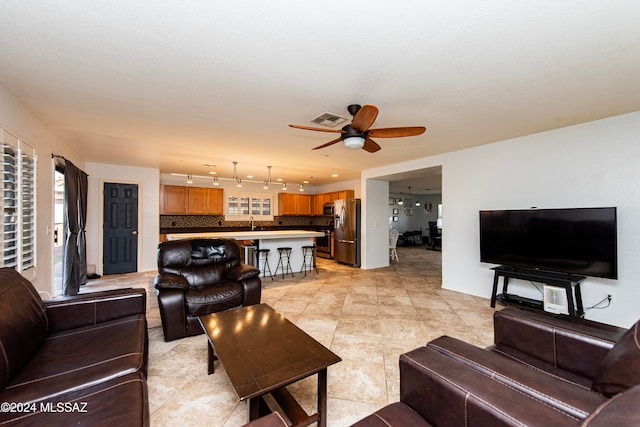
[479,207,617,279]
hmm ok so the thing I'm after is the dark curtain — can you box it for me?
[77,171,88,285]
[62,160,89,296]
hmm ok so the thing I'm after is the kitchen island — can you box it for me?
[166,230,324,276]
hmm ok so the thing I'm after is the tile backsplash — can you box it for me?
[160,215,333,230]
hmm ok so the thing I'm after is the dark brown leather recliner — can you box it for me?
[354,307,640,426]
[154,238,261,341]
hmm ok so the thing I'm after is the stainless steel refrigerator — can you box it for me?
[333,198,361,267]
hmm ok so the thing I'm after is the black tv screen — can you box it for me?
[479,207,617,279]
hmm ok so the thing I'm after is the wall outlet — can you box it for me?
[605,291,615,304]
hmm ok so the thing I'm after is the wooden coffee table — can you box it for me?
[199,304,341,427]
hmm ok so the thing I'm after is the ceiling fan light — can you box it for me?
[343,136,365,149]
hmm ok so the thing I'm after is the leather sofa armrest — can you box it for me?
[241,276,261,306]
[493,308,624,380]
[399,345,584,426]
[580,384,640,426]
[154,273,190,290]
[226,264,260,282]
[44,288,147,333]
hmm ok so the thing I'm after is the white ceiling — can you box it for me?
[1,2,639,190]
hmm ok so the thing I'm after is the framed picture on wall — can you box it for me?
[393,208,399,215]
[389,197,394,205]
[392,216,399,222]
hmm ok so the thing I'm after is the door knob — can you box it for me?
[132,230,138,235]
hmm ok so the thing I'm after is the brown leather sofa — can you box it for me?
[0,267,149,426]
[154,238,261,341]
[354,307,640,426]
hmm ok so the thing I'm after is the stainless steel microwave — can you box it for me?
[323,203,334,216]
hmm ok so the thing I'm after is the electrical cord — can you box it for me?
[584,295,612,311]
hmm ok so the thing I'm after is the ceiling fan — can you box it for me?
[289,104,426,153]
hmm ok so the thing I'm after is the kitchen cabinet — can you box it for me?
[312,193,325,216]
[206,188,224,214]
[187,187,223,214]
[325,192,335,203]
[278,193,298,215]
[278,193,311,215]
[324,190,354,202]
[187,187,208,214]
[338,190,354,199]
[297,194,312,215]
[160,185,187,214]
[160,185,223,215]
[279,190,354,216]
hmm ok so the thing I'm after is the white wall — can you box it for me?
[0,84,84,297]
[364,112,640,328]
[362,179,390,268]
[86,163,160,274]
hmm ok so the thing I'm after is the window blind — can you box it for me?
[0,129,36,273]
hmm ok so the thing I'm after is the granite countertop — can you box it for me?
[166,229,324,241]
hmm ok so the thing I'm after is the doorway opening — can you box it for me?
[53,168,64,296]
[380,165,443,274]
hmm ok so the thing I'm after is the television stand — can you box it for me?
[490,266,586,318]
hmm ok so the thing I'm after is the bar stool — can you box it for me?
[300,245,318,276]
[255,248,273,281]
[275,247,294,279]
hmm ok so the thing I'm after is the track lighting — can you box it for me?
[264,165,271,189]
[170,163,304,190]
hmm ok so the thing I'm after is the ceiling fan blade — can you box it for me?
[367,126,426,138]
[362,137,381,153]
[351,104,379,132]
[312,136,344,150]
[289,124,344,133]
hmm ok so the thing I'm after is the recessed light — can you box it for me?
[277,178,283,182]
[332,174,339,178]
[247,175,253,179]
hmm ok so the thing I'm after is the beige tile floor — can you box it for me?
[81,245,497,426]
